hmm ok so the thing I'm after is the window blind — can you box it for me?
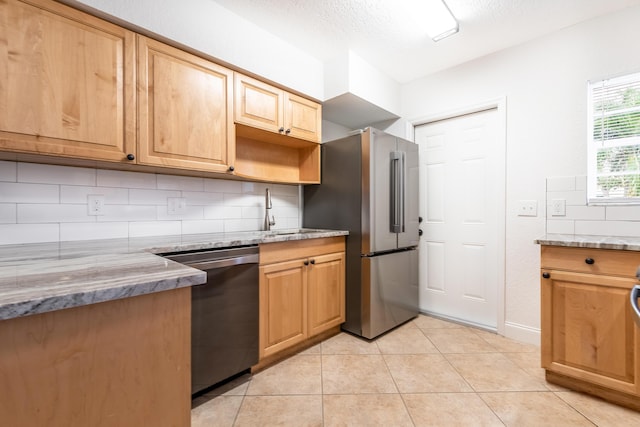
[588,72,640,203]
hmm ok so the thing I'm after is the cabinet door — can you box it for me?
[541,269,640,396]
[0,0,135,162]
[284,93,322,143]
[234,73,283,134]
[259,259,307,358]
[138,36,234,173]
[307,252,345,336]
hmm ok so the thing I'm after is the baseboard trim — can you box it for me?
[504,321,540,346]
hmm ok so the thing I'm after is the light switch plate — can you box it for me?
[167,197,187,215]
[87,194,105,216]
[517,200,537,217]
[551,199,566,216]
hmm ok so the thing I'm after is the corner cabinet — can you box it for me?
[0,0,136,162]
[258,237,345,360]
[540,245,640,411]
[137,36,235,173]
[234,73,322,184]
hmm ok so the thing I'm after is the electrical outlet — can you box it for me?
[550,199,566,216]
[87,195,105,216]
[517,200,537,217]
[167,197,187,215]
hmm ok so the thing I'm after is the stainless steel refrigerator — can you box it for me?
[303,127,419,339]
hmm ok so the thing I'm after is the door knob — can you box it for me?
[418,229,423,236]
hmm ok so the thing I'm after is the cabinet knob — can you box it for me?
[304,260,309,266]
[285,128,291,135]
[228,165,235,172]
[542,272,550,279]
[585,258,595,265]
[279,127,285,133]
[126,153,135,161]
[310,259,315,265]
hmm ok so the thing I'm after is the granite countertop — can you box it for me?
[0,228,348,321]
[535,234,640,251]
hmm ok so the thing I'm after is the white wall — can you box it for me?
[401,5,640,343]
[0,161,300,245]
[66,0,324,99]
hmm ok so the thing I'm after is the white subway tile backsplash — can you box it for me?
[157,174,204,191]
[575,220,640,237]
[224,218,262,232]
[18,163,96,186]
[157,205,204,221]
[0,224,59,245]
[182,191,223,206]
[129,221,181,238]
[0,182,59,203]
[0,161,17,182]
[203,205,242,220]
[546,174,640,238]
[204,178,242,193]
[546,190,586,206]
[0,162,302,245]
[242,206,264,219]
[97,205,157,222]
[0,204,17,224]
[546,220,575,234]
[129,189,181,205]
[18,204,94,223]
[605,206,640,221]
[565,205,606,221]
[97,169,157,189]
[60,222,129,241]
[546,176,576,192]
[182,220,224,235]
[60,186,129,205]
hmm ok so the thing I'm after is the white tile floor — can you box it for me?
[191,314,640,426]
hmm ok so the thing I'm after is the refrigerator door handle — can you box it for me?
[390,151,404,233]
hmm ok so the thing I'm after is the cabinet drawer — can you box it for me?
[541,246,640,277]
[259,237,345,265]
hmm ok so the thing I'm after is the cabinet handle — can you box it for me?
[304,260,309,266]
[126,153,135,161]
[585,258,595,265]
[285,128,291,135]
[310,259,315,265]
[279,127,285,133]
[542,272,550,279]
[228,165,235,172]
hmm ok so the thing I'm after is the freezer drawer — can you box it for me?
[361,249,419,339]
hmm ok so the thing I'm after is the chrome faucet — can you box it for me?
[264,188,276,231]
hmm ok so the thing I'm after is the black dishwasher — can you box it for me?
[162,246,259,395]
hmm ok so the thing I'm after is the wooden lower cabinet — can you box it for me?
[541,246,640,410]
[0,287,191,427]
[259,237,345,359]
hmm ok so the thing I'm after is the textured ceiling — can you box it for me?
[213,0,640,84]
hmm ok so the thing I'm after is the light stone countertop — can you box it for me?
[0,228,348,321]
[535,234,640,251]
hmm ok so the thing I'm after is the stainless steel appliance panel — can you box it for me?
[163,246,259,395]
[368,128,399,254]
[398,138,420,249]
[361,249,419,339]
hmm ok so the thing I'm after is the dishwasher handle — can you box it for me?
[186,254,259,271]
[631,285,640,328]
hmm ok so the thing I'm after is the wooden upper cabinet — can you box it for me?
[0,0,135,162]
[137,36,234,173]
[284,93,322,143]
[234,73,321,143]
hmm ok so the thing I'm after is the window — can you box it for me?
[587,72,640,204]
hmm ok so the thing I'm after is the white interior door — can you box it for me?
[415,108,504,330]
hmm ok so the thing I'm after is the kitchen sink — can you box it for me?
[262,228,324,236]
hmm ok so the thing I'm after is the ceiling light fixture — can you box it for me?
[425,0,459,41]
